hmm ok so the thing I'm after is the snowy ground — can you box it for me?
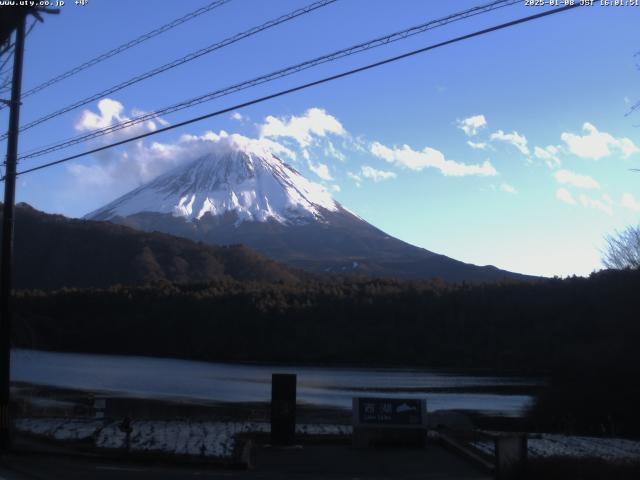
[471,434,640,463]
[16,417,352,459]
[16,417,640,463]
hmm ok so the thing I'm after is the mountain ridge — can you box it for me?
[6,202,305,290]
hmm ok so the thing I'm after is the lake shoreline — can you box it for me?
[11,349,540,418]
[10,347,547,377]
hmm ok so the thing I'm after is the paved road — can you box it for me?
[252,444,491,479]
[1,444,491,480]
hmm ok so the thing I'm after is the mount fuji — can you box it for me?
[87,139,529,282]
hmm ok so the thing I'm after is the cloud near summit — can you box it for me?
[68,128,298,192]
[70,99,503,196]
[259,108,346,148]
[69,99,301,192]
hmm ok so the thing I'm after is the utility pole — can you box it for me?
[0,14,26,451]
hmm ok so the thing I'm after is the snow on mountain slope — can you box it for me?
[86,139,338,225]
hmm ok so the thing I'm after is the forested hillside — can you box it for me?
[5,203,304,289]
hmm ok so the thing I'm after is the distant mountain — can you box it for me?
[87,139,533,282]
[7,203,303,290]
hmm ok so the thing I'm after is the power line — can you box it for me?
[0,51,13,79]
[0,46,13,72]
[19,0,520,161]
[0,22,31,99]
[9,3,581,180]
[25,17,37,37]
[0,42,13,57]
[0,0,232,112]
[1,0,338,141]
[0,19,35,77]
[0,19,36,104]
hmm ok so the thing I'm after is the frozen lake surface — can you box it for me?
[11,349,537,416]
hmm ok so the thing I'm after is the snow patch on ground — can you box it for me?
[16,418,352,459]
[16,418,103,442]
[471,434,640,463]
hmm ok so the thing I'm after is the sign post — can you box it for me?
[352,397,427,448]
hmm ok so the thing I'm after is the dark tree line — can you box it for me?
[13,269,639,372]
[11,267,640,434]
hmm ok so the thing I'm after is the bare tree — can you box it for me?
[603,225,640,269]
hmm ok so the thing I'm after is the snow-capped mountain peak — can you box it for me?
[86,142,339,225]
[85,135,531,282]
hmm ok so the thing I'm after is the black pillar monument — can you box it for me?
[270,373,296,445]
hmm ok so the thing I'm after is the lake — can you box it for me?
[11,349,539,417]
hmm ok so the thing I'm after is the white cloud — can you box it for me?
[75,98,162,141]
[499,183,517,194]
[534,145,561,168]
[360,165,397,182]
[68,124,297,190]
[71,99,184,188]
[259,107,346,147]
[553,169,600,189]
[555,185,613,215]
[69,139,185,189]
[560,122,639,160]
[579,193,613,215]
[307,160,333,181]
[324,141,346,162]
[349,135,368,154]
[331,184,341,192]
[457,115,487,136]
[556,188,576,205]
[370,141,497,176]
[179,130,297,163]
[347,171,362,187]
[230,112,244,121]
[467,140,488,150]
[490,130,530,155]
[618,138,640,158]
[75,98,126,131]
[621,192,640,212]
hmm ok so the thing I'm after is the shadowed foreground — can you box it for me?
[1,443,491,480]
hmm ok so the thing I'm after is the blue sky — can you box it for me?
[2,0,639,277]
